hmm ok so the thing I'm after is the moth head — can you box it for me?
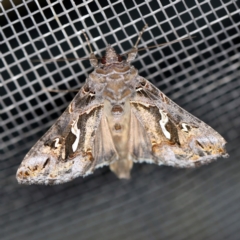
[101,45,122,65]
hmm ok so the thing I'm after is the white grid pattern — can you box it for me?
[1,1,240,240]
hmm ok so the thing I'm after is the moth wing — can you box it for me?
[130,77,228,168]
[16,88,108,185]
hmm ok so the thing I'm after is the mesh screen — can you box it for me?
[1,0,240,239]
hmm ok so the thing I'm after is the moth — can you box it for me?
[16,25,228,185]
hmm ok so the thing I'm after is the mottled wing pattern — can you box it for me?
[130,76,228,168]
[16,87,105,184]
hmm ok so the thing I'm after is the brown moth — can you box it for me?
[16,25,228,185]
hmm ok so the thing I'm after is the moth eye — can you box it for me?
[101,56,106,64]
[117,55,122,62]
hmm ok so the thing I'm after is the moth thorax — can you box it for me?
[101,46,122,64]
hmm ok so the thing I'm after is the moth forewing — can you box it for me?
[16,94,104,185]
[17,25,228,185]
[130,77,228,168]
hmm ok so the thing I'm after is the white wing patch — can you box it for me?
[53,138,60,148]
[159,110,171,139]
[181,123,189,132]
[71,119,81,152]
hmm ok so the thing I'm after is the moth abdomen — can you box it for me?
[111,105,124,116]
[113,123,122,132]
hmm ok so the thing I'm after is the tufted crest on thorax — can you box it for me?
[101,45,122,65]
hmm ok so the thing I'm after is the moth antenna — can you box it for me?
[81,31,94,54]
[122,35,195,58]
[46,1,98,67]
[134,24,148,48]
[137,35,196,52]
[127,24,148,62]
[81,30,98,67]
[46,0,78,59]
